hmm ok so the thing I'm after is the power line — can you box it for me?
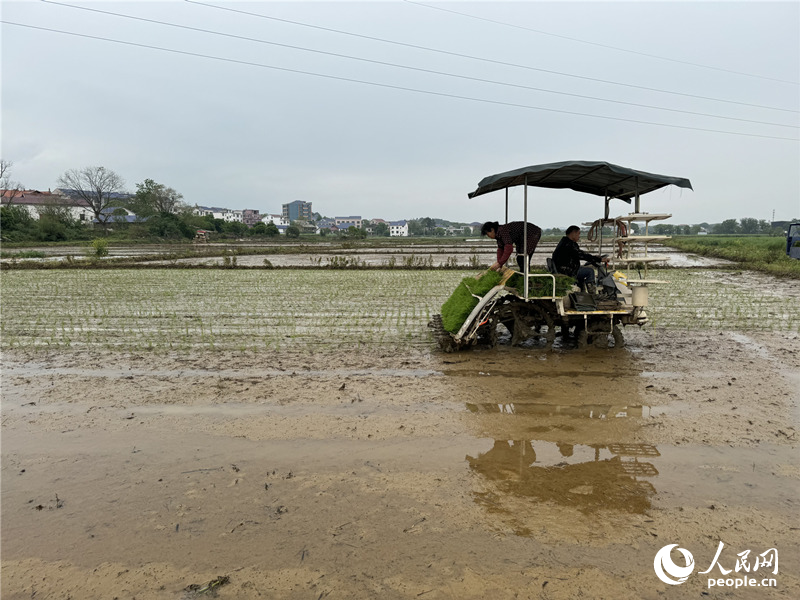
[402,0,800,86]
[2,20,797,142]
[185,0,799,115]
[40,0,797,130]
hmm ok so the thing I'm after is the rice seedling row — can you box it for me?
[2,269,797,353]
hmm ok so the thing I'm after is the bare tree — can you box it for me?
[57,166,125,225]
[1,159,24,205]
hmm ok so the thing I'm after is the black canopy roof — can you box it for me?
[468,160,693,201]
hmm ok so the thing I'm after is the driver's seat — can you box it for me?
[546,258,559,275]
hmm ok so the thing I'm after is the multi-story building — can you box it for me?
[389,220,409,237]
[242,209,261,227]
[282,200,312,222]
[335,216,362,229]
[223,210,243,223]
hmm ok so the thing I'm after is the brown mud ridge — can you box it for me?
[2,329,799,599]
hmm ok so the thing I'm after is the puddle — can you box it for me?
[466,437,797,517]
[453,347,798,524]
[466,402,669,419]
[728,332,773,361]
[467,438,659,514]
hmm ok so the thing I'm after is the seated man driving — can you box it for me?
[552,225,607,293]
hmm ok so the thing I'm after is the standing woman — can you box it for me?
[481,221,542,272]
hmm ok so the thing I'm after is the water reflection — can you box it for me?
[466,402,644,419]
[467,439,659,514]
[465,400,659,514]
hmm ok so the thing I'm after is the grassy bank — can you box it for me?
[663,236,800,278]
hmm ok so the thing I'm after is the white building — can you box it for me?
[224,209,243,223]
[335,216,362,229]
[389,220,409,237]
[3,190,97,223]
[194,206,225,220]
[193,206,244,222]
[262,213,289,226]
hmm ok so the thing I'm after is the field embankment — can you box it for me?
[664,236,800,278]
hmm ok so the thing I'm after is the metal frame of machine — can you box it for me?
[430,161,693,350]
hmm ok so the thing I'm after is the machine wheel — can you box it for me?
[427,314,467,352]
[475,319,499,348]
[529,303,556,343]
[577,329,588,348]
[612,324,625,348]
[593,332,610,349]
[587,320,611,349]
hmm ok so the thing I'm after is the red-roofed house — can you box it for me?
[1,189,95,222]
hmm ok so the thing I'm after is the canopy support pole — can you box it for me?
[635,176,641,213]
[505,188,508,224]
[524,176,529,299]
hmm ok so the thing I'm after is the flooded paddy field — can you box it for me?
[2,266,798,598]
[3,240,732,268]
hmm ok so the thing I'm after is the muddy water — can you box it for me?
[140,247,729,268]
[3,241,730,268]
[2,332,799,598]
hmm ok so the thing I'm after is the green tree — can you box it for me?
[131,179,184,217]
[36,204,85,241]
[715,219,740,234]
[265,222,280,237]
[286,225,300,238]
[652,224,675,235]
[407,219,423,236]
[0,204,34,238]
[319,227,330,237]
[224,221,248,237]
[249,222,268,236]
[347,226,367,239]
[148,213,193,239]
[374,222,389,237]
[739,217,759,234]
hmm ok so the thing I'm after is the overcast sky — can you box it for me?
[2,0,799,227]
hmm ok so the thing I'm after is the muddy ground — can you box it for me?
[2,326,798,599]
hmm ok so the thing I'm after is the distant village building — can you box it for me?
[94,207,138,225]
[283,200,312,222]
[335,216,362,229]
[389,220,409,237]
[446,225,467,235]
[242,209,261,227]
[293,220,318,234]
[3,189,96,222]
[194,206,247,224]
[262,213,289,227]
[194,206,227,220]
[225,210,243,223]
